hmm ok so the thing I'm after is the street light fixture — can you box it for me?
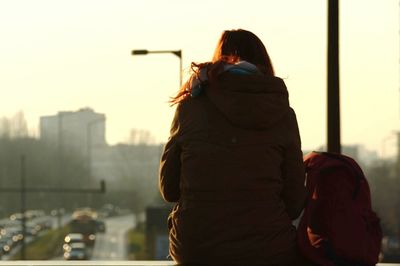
[86,117,106,207]
[131,49,183,87]
[87,117,106,180]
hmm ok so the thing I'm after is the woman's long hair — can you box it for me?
[170,29,275,105]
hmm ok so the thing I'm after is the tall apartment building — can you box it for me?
[39,108,163,209]
[40,107,107,156]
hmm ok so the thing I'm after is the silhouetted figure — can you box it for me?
[160,29,307,266]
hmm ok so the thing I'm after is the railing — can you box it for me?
[0,262,398,266]
[0,262,172,266]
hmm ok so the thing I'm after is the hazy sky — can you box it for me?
[0,0,398,157]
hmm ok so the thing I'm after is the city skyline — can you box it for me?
[0,0,398,157]
[0,107,381,165]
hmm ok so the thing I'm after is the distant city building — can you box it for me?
[39,108,163,206]
[342,145,359,161]
[305,144,378,168]
[40,108,107,156]
[91,143,162,181]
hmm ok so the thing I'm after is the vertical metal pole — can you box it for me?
[57,209,62,229]
[327,0,341,153]
[396,128,400,243]
[397,133,400,170]
[58,113,63,159]
[58,113,66,211]
[87,124,92,180]
[20,155,26,260]
[397,6,400,243]
[85,118,105,207]
[86,124,92,207]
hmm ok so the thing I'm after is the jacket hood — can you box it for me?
[205,73,290,130]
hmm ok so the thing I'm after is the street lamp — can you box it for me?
[86,117,106,207]
[86,117,106,180]
[131,49,183,87]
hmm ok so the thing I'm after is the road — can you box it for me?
[1,214,67,260]
[91,214,136,260]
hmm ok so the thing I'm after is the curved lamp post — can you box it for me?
[86,117,106,180]
[131,49,183,87]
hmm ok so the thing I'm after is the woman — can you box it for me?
[159,29,307,265]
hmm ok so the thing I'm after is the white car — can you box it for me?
[64,233,84,244]
[63,242,88,260]
[63,233,84,251]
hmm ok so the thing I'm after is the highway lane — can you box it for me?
[91,214,136,260]
[1,214,66,260]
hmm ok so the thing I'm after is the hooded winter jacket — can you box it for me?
[159,71,307,265]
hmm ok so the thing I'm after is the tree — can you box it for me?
[11,111,28,138]
[128,129,155,145]
[0,117,11,138]
[0,136,89,215]
[366,160,399,235]
[0,111,28,139]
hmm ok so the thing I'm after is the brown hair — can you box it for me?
[170,29,275,105]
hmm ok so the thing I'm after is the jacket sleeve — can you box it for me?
[281,109,307,220]
[159,105,182,202]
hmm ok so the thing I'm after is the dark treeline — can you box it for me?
[366,160,400,236]
[0,137,164,217]
[0,113,398,239]
[0,112,165,217]
[0,133,399,235]
[0,136,89,216]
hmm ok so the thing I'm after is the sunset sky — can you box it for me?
[0,0,398,157]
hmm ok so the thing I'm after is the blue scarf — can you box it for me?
[188,61,260,98]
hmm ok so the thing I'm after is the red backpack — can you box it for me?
[297,152,382,266]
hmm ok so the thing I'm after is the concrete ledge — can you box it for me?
[0,262,398,266]
[0,262,176,266]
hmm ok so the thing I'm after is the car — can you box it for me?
[64,233,84,244]
[63,242,88,260]
[5,227,23,244]
[26,222,40,236]
[63,233,85,251]
[0,236,13,254]
[95,220,106,233]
